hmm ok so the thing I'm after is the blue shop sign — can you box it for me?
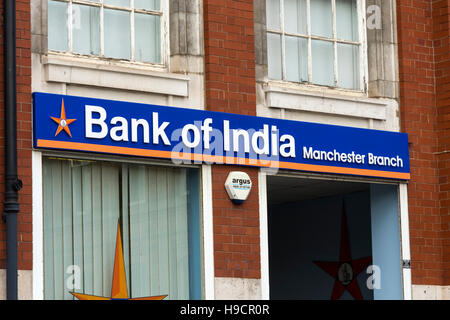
[33,92,410,180]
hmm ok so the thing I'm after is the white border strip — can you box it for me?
[202,164,215,299]
[399,183,412,300]
[258,171,270,299]
[32,151,44,300]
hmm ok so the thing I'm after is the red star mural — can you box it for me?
[50,99,76,137]
[313,203,372,300]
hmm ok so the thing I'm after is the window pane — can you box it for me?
[266,0,280,30]
[310,0,333,38]
[48,0,68,51]
[284,0,307,35]
[72,5,101,55]
[135,13,161,63]
[285,36,308,82]
[338,43,360,89]
[336,0,358,41]
[104,9,131,60]
[128,166,191,299]
[104,0,130,7]
[42,158,201,300]
[311,40,334,86]
[267,33,282,80]
[135,0,160,11]
[43,159,121,300]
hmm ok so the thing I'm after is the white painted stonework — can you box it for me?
[214,277,262,300]
[43,54,190,97]
[265,85,388,121]
[0,270,33,300]
[412,285,450,300]
[33,53,205,111]
[257,81,400,132]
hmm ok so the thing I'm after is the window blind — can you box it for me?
[42,158,199,300]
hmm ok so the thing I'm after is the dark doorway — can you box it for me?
[267,175,402,300]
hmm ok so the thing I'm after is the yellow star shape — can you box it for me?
[70,222,167,300]
[50,99,77,138]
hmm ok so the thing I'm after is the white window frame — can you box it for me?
[266,0,367,92]
[47,0,169,67]
[32,150,213,300]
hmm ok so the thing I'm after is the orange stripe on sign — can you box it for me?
[36,139,410,180]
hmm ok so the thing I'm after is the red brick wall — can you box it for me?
[204,0,260,278]
[212,166,260,278]
[397,0,450,286]
[204,0,256,116]
[433,0,450,285]
[0,0,32,271]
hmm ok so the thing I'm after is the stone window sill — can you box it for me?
[42,53,190,97]
[264,82,388,121]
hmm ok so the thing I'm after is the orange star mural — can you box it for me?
[70,222,168,300]
[51,99,76,137]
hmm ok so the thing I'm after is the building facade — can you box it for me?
[0,0,448,300]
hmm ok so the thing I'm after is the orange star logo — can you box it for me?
[70,222,168,300]
[51,99,77,137]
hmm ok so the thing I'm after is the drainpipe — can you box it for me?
[3,0,22,300]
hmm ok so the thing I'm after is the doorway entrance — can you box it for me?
[266,175,403,300]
